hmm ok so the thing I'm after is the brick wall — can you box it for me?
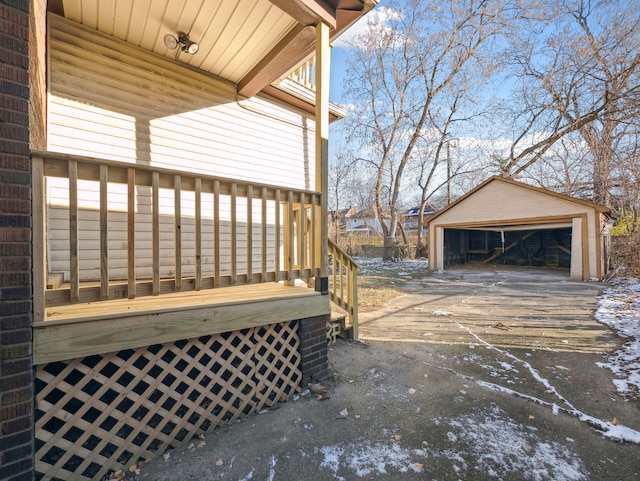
[298,314,329,385]
[0,1,34,480]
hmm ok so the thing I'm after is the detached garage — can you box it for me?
[426,177,612,280]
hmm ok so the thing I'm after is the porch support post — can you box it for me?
[298,315,329,385]
[314,20,330,294]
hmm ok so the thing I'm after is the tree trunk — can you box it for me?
[383,234,395,261]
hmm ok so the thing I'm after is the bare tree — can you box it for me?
[496,0,640,206]
[521,136,593,198]
[342,0,509,260]
[328,149,355,242]
[411,93,461,257]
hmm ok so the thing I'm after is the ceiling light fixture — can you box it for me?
[163,32,199,58]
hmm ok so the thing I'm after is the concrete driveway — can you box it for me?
[135,268,640,481]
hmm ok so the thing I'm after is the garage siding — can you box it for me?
[434,181,590,224]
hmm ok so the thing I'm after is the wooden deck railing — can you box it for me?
[288,57,316,91]
[328,240,359,338]
[32,151,322,320]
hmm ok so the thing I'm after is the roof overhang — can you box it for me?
[263,80,347,122]
[49,0,377,100]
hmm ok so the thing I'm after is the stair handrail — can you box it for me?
[328,240,359,338]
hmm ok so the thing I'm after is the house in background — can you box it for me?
[329,205,357,238]
[403,203,437,235]
[426,176,611,280]
[0,1,374,480]
[345,205,388,235]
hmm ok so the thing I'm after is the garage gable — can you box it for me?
[429,176,609,227]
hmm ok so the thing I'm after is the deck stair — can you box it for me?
[327,240,359,343]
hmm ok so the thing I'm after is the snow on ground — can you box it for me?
[441,404,588,481]
[455,318,640,444]
[317,442,426,479]
[315,404,588,480]
[594,278,640,399]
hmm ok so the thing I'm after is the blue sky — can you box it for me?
[329,47,350,103]
[328,2,391,104]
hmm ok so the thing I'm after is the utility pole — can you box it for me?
[446,138,458,205]
[446,141,451,205]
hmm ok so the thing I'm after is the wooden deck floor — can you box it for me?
[34,283,329,365]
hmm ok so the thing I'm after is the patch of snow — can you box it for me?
[594,278,640,398]
[239,470,254,481]
[316,442,425,478]
[267,455,277,481]
[318,445,344,476]
[438,404,588,481]
[497,361,518,372]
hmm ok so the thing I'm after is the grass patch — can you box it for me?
[358,276,405,312]
[355,259,429,312]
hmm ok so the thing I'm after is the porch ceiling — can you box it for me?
[49,0,374,97]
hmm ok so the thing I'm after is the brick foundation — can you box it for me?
[0,1,34,480]
[298,314,330,385]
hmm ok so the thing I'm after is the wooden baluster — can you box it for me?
[339,250,345,304]
[298,192,305,279]
[213,180,220,288]
[69,160,79,303]
[174,175,182,291]
[152,171,160,296]
[261,187,267,282]
[332,245,337,302]
[231,182,237,285]
[195,177,202,290]
[99,164,109,300]
[351,259,358,338]
[311,195,317,273]
[274,189,281,282]
[286,190,294,285]
[127,168,135,299]
[246,185,253,283]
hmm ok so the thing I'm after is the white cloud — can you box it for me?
[332,6,401,48]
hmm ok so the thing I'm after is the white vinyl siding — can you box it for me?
[47,15,313,282]
[48,16,315,188]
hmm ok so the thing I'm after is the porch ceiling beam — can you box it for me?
[269,0,337,29]
[47,0,64,16]
[241,1,371,97]
[238,24,316,98]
